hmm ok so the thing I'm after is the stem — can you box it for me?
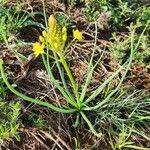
[53,52,74,100]
[44,52,57,60]
[60,55,80,108]
[80,111,102,138]
[42,55,78,108]
[73,113,80,128]
[124,145,150,150]
[42,0,48,29]
[80,21,98,102]
[0,59,76,113]
[64,38,75,53]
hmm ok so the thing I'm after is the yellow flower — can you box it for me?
[73,29,83,41]
[34,15,68,54]
[33,42,45,57]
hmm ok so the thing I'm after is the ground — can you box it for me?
[0,0,150,150]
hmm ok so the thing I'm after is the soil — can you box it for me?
[1,0,150,149]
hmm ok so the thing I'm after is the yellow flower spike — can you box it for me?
[33,42,45,57]
[48,15,57,31]
[62,26,67,42]
[73,29,83,41]
[39,36,44,43]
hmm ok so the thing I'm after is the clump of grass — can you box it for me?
[27,113,46,128]
[0,100,21,142]
[135,6,150,25]
[94,89,150,149]
[84,0,134,27]
[0,0,9,6]
[0,75,21,143]
[84,0,150,30]
[110,22,150,64]
[0,4,30,36]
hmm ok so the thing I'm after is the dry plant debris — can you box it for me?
[0,0,150,149]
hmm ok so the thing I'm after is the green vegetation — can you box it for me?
[111,23,150,64]
[27,113,46,128]
[0,100,21,142]
[0,0,149,149]
[0,75,6,98]
[0,75,21,142]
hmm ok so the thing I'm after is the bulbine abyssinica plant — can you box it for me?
[0,15,147,137]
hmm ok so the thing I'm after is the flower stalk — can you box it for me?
[60,54,80,108]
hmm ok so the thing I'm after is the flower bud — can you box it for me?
[42,30,47,37]
[62,26,67,42]
[48,15,57,31]
[39,36,44,43]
